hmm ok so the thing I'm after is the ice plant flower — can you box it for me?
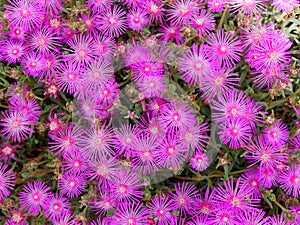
[190,9,216,38]
[278,164,300,198]
[19,181,51,215]
[44,193,71,221]
[167,0,197,25]
[112,203,149,225]
[59,170,86,198]
[127,8,149,32]
[189,150,210,172]
[0,163,15,201]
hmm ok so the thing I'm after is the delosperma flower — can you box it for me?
[190,9,215,38]
[90,191,116,216]
[237,209,270,225]
[86,0,113,13]
[228,0,267,16]
[166,0,197,25]
[189,150,210,172]
[19,181,51,215]
[207,0,226,12]
[268,214,295,225]
[112,202,149,225]
[147,195,176,225]
[278,164,300,198]
[262,121,289,147]
[272,0,300,13]
[207,207,238,225]
[192,187,215,216]
[5,0,45,31]
[9,96,41,121]
[127,8,149,32]
[20,51,44,78]
[240,168,263,198]
[93,34,116,60]
[59,170,86,198]
[136,75,166,98]
[62,149,89,173]
[0,163,15,201]
[0,110,35,143]
[44,193,71,221]
[159,23,184,45]
[142,0,165,24]
[1,39,26,63]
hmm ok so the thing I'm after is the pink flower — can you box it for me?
[0,163,15,201]
[189,150,210,172]
[127,8,149,32]
[278,164,300,198]
[59,170,86,198]
[166,0,197,25]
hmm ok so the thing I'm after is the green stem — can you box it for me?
[218,9,228,29]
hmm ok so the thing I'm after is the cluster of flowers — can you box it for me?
[0,0,299,224]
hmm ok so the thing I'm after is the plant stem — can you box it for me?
[218,9,228,29]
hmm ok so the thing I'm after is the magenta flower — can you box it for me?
[166,0,197,25]
[5,0,45,31]
[208,0,226,12]
[0,163,15,201]
[158,101,196,133]
[90,190,116,216]
[44,193,71,221]
[98,6,127,37]
[28,27,61,55]
[20,51,44,78]
[81,13,99,36]
[190,9,215,38]
[136,75,166,98]
[9,96,41,121]
[19,181,51,215]
[168,182,200,216]
[189,150,210,172]
[178,44,212,87]
[8,25,27,40]
[192,187,215,215]
[206,29,243,68]
[212,178,261,213]
[187,215,209,225]
[59,170,86,198]
[49,123,85,157]
[218,117,252,149]
[237,209,270,225]
[272,0,299,13]
[87,154,120,188]
[1,39,25,63]
[142,0,165,24]
[201,67,240,100]
[62,149,89,173]
[127,8,149,32]
[93,34,116,60]
[95,81,120,108]
[180,123,209,151]
[268,214,293,225]
[0,110,35,142]
[39,0,64,16]
[262,121,289,147]
[52,212,79,225]
[228,0,267,15]
[240,168,262,198]
[159,23,184,45]
[65,34,97,67]
[244,135,289,170]
[207,207,238,225]
[278,164,300,198]
[56,61,83,94]
[147,195,176,225]
[86,0,113,13]
[113,203,149,225]
[0,143,18,162]
[138,114,166,138]
[259,166,279,188]
[156,133,188,169]
[110,169,143,203]
[81,124,115,160]
[290,205,300,223]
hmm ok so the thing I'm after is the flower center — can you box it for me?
[12,48,19,55]
[134,17,140,23]
[12,119,20,128]
[78,49,87,58]
[172,112,181,122]
[150,5,159,14]
[68,73,76,81]
[69,180,76,187]
[108,16,117,25]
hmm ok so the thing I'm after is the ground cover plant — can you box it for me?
[0,0,300,224]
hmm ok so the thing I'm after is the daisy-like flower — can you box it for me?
[87,154,120,188]
[240,168,262,198]
[19,181,51,215]
[208,0,226,12]
[98,6,127,37]
[131,135,161,175]
[0,163,15,201]
[167,0,197,25]
[187,215,209,225]
[127,8,149,32]
[147,195,176,225]
[81,124,115,160]
[59,170,86,198]
[178,44,212,87]
[278,164,300,198]
[189,150,210,172]
[28,27,61,55]
[55,61,83,95]
[156,133,189,169]
[5,0,45,31]
[259,166,279,188]
[180,123,209,151]
[288,133,300,154]
[192,187,215,215]
[113,203,149,225]
[206,29,243,68]
[83,59,114,89]
[49,123,85,157]
[20,51,44,78]
[9,96,40,121]
[168,182,200,216]
[1,39,26,63]
[244,135,289,169]
[158,101,196,134]
[81,13,99,35]
[159,23,184,45]
[42,53,61,79]
[0,110,35,143]
[44,193,71,221]
[95,81,120,108]
[290,205,300,223]
[212,178,261,213]
[110,169,143,203]
[246,31,292,69]
[39,0,64,16]
[142,0,165,24]
[52,212,78,225]
[94,34,116,60]
[86,0,113,13]
[207,207,238,225]
[136,75,165,98]
[8,25,27,40]
[268,214,292,225]
[201,67,240,100]
[250,65,287,90]
[272,0,299,13]
[262,121,289,147]
[218,117,252,149]
[211,89,248,123]
[65,34,97,67]
[237,209,270,225]
[190,9,216,38]
[138,113,166,138]
[113,124,140,156]
[90,191,116,216]
[62,149,89,173]
[0,143,18,162]
[228,0,267,15]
